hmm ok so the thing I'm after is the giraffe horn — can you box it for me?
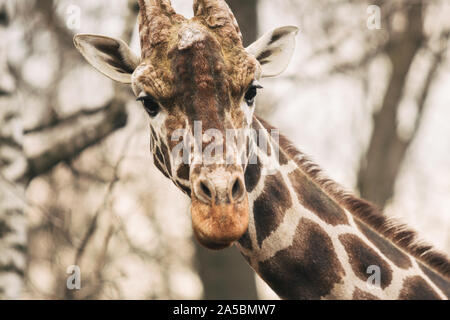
[138,0,176,15]
[193,0,243,42]
[137,0,181,57]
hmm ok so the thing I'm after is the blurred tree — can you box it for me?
[228,0,258,47]
[0,0,132,299]
[357,0,449,208]
[195,245,258,299]
[192,0,259,300]
[287,0,448,211]
[0,2,27,299]
[1,0,258,300]
[24,0,129,180]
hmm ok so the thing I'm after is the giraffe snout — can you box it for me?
[194,173,245,205]
[190,168,249,250]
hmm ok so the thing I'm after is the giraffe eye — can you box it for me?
[137,96,160,117]
[244,82,263,106]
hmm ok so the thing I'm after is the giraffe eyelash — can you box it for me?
[137,96,160,117]
[244,81,263,106]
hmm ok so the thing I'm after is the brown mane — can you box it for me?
[257,117,450,280]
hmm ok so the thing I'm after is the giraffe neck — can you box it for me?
[236,116,449,300]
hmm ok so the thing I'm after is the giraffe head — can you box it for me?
[74,0,298,250]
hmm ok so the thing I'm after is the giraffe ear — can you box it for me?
[246,26,299,78]
[73,34,140,84]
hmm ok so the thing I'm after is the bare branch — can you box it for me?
[24,104,119,135]
[26,99,128,180]
[411,29,450,137]
[64,127,133,299]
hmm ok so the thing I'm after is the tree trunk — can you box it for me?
[0,4,27,299]
[194,244,258,299]
[227,0,258,47]
[358,2,424,208]
[193,0,259,300]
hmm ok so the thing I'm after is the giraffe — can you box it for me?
[73,0,450,299]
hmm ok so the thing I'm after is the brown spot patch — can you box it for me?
[238,230,253,250]
[288,170,349,226]
[352,287,380,300]
[253,172,292,247]
[278,149,290,166]
[176,164,190,181]
[244,156,261,193]
[339,233,393,289]
[258,218,345,299]
[418,263,450,298]
[356,220,412,270]
[257,131,272,156]
[399,276,442,300]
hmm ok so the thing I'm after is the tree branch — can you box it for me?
[26,99,128,180]
[412,30,450,137]
[24,104,117,135]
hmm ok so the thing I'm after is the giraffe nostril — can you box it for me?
[199,180,213,201]
[231,177,245,202]
[195,174,245,205]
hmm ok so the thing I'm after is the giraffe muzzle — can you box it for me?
[190,170,249,250]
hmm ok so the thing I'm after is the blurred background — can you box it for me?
[0,0,449,299]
